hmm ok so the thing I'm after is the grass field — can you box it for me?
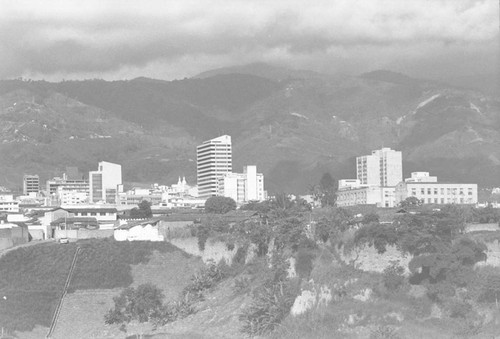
[50,250,204,339]
[0,238,188,332]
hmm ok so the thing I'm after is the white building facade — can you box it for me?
[336,186,396,208]
[0,194,20,212]
[197,135,232,198]
[218,165,266,204]
[89,161,123,204]
[395,173,477,205]
[356,148,402,186]
[337,147,402,208]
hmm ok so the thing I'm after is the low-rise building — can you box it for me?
[395,172,477,205]
[38,206,118,238]
[0,193,19,213]
[117,188,164,206]
[114,219,164,242]
[0,220,29,251]
[404,172,438,183]
[23,174,40,195]
[338,179,361,190]
[65,207,118,223]
[336,186,396,208]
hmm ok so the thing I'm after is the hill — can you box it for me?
[193,62,325,81]
[1,65,499,193]
[0,239,201,333]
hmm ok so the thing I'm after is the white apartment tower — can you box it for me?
[218,165,266,203]
[89,161,122,203]
[197,135,232,198]
[356,148,402,187]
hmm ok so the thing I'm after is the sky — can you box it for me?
[0,0,498,81]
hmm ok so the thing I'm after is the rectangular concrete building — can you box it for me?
[356,148,402,187]
[197,135,232,198]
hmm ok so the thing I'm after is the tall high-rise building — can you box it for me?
[356,148,402,186]
[89,161,122,203]
[23,174,40,195]
[197,135,232,198]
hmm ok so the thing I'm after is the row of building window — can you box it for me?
[411,188,473,196]
[75,212,111,216]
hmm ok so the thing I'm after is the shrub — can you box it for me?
[369,325,401,339]
[233,276,251,294]
[182,261,228,297]
[447,300,473,319]
[382,262,406,292]
[474,267,500,306]
[105,283,165,324]
[239,280,299,336]
[110,261,230,328]
[409,295,433,318]
[232,244,249,266]
[239,253,300,336]
[295,249,316,279]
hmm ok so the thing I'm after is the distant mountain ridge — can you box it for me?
[1,64,499,193]
[193,62,327,81]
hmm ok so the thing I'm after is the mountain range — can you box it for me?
[1,64,499,194]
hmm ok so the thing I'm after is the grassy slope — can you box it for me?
[0,239,193,332]
[51,250,205,339]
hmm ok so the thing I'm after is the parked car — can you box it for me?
[59,237,69,244]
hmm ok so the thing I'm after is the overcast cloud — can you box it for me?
[0,0,497,80]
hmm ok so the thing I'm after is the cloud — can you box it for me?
[0,0,497,80]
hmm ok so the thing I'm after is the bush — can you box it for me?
[182,261,228,297]
[233,276,251,294]
[447,300,473,319]
[382,262,406,292]
[232,244,249,266]
[239,280,299,336]
[129,200,153,218]
[295,249,316,280]
[370,325,401,339]
[474,267,500,305]
[239,253,300,336]
[110,261,230,328]
[105,283,165,324]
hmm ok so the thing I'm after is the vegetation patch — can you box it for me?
[69,238,183,291]
[105,260,229,328]
[0,239,182,332]
[239,254,301,337]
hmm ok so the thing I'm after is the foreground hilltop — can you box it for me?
[1,64,499,192]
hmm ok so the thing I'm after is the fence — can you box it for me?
[53,229,113,240]
[46,247,81,338]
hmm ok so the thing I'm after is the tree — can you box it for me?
[399,196,422,208]
[205,196,236,214]
[314,207,354,243]
[311,172,338,207]
[105,283,165,324]
[130,200,153,218]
